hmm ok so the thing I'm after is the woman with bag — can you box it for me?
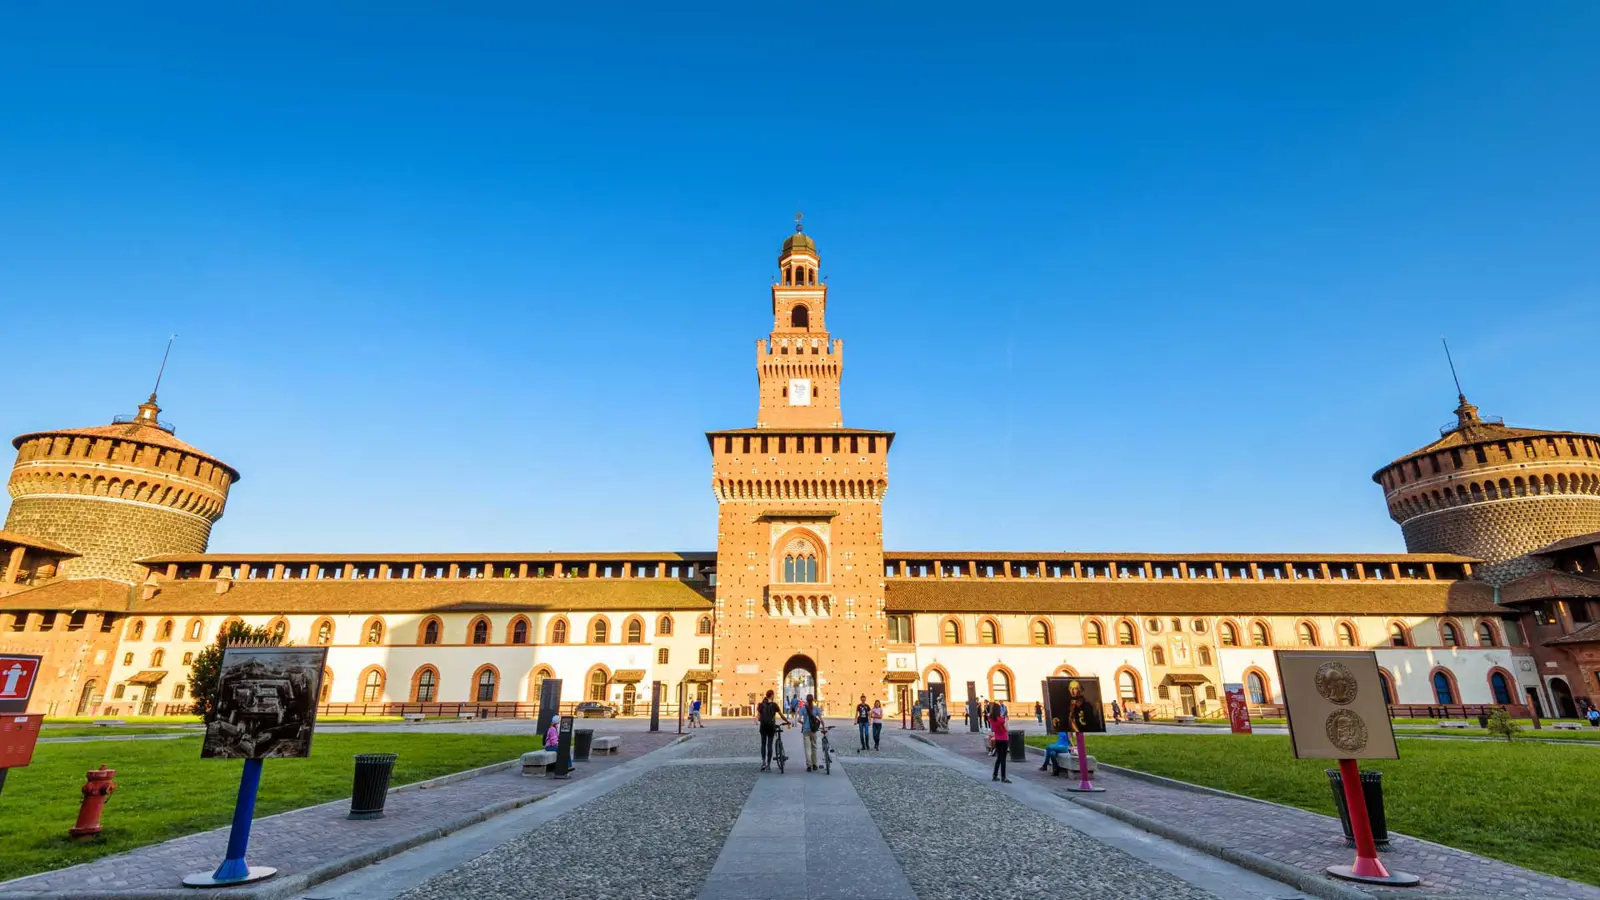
[990,705,1011,782]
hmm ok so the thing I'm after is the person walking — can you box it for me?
[990,705,1011,783]
[1034,701,1043,724]
[800,693,824,771]
[855,694,872,752]
[870,699,884,750]
[690,696,703,727]
[756,689,785,771]
[1111,700,1122,724]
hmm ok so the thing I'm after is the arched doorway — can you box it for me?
[76,679,99,716]
[622,684,637,715]
[782,654,818,708]
[1550,677,1579,719]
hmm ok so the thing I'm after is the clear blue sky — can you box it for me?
[2,4,1596,554]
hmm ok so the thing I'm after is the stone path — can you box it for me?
[919,728,1600,900]
[0,729,679,897]
[697,768,915,900]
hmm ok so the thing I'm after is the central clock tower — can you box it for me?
[707,221,892,715]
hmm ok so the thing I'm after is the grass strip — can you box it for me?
[0,732,536,882]
[1026,733,1599,887]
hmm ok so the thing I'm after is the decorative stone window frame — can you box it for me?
[411,665,441,702]
[418,616,444,645]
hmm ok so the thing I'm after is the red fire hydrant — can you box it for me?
[68,766,117,839]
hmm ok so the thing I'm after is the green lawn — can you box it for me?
[40,726,200,738]
[1403,728,1600,742]
[1028,733,1599,887]
[0,732,538,882]
[42,715,204,725]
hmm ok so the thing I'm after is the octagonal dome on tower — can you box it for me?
[6,395,240,582]
[1373,394,1600,583]
[782,231,817,257]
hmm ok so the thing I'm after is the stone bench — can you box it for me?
[1436,720,1473,729]
[590,735,622,755]
[402,713,426,723]
[1552,722,1583,731]
[1172,715,1196,725]
[1047,752,1097,777]
[520,750,557,775]
[457,712,479,720]
[91,719,127,726]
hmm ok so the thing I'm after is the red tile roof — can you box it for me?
[882,578,1504,616]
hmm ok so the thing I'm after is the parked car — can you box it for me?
[575,701,618,718]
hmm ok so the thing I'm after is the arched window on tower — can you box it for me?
[791,305,809,328]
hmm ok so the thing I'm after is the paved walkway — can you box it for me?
[919,728,1600,899]
[312,727,1309,900]
[697,769,915,900]
[0,729,680,897]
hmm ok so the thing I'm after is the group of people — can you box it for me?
[754,691,888,772]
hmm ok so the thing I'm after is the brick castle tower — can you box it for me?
[6,393,239,582]
[707,221,893,714]
[1373,393,1600,584]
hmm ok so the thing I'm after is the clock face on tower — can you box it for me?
[789,378,812,406]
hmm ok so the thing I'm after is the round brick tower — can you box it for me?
[5,395,239,582]
[1373,395,1600,583]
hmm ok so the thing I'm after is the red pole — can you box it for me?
[1337,758,1390,879]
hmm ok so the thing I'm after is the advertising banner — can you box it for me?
[1223,682,1252,734]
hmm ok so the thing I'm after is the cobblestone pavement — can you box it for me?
[398,764,759,900]
[0,729,680,895]
[921,729,1600,900]
[847,762,1221,900]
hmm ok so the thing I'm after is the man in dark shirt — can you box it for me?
[855,694,872,751]
[756,689,786,771]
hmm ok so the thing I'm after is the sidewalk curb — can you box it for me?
[1064,795,1376,900]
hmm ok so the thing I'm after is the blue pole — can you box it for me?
[212,758,263,882]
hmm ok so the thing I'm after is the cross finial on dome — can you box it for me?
[794,209,804,233]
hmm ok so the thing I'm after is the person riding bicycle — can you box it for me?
[799,693,824,771]
[756,689,788,771]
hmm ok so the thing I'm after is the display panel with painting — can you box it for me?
[202,647,328,759]
[1042,675,1105,734]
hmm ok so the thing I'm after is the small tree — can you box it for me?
[1486,707,1521,742]
[188,621,280,722]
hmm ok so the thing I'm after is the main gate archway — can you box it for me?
[782,653,818,708]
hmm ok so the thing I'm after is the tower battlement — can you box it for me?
[1373,395,1600,584]
[6,396,238,582]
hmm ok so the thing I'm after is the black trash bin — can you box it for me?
[1009,729,1028,761]
[1325,769,1390,849]
[349,753,399,820]
[1478,713,1489,728]
[574,728,595,762]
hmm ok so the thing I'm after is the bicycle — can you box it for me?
[819,725,835,774]
[770,723,790,774]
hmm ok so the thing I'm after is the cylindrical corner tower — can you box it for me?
[5,396,239,582]
[1374,395,1600,583]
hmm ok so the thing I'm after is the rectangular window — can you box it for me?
[113,684,126,699]
[174,684,187,700]
[123,653,134,665]
[887,615,912,643]
[657,648,669,664]
[698,648,711,665]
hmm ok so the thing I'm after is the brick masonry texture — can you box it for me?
[1401,496,1600,584]
[5,497,214,582]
